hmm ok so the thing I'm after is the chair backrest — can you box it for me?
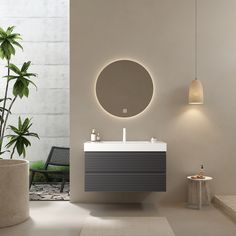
[45,146,70,169]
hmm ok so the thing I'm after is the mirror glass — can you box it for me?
[96,60,154,117]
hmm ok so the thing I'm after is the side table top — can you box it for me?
[187,176,213,181]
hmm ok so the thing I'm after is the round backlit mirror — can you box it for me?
[96,60,154,118]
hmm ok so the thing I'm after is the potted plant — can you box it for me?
[0,26,39,227]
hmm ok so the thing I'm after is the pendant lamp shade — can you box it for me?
[189,79,204,104]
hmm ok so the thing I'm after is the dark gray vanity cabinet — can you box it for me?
[85,152,166,192]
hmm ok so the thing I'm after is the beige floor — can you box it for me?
[0,202,235,236]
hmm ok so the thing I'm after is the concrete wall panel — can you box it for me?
[0,0,69,161]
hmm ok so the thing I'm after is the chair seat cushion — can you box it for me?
[30,169,69,175]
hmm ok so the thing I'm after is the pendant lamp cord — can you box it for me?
[195,0,198,80]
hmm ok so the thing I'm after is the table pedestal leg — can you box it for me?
[199,181,202,210]
[205,182,211,205]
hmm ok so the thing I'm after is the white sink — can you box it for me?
[84,141,167,152]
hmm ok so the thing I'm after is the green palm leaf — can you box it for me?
[0,26,23,60]
[21,61,31,72]
[6,117,39,158]
[6,61,37,98]
[7,63,21,74]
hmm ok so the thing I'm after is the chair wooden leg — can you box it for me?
[29,171,35,189]
[60,178,66,193]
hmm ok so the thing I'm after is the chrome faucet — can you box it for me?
[123,128,126,142]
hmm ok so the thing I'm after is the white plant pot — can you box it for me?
[0,159,29,228]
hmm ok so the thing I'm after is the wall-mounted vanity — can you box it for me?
[84,141,167,192]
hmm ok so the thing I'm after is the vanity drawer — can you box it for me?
[85,152,166,173]
[85,173,166,192]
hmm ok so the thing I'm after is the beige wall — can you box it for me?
[70,0,236,203]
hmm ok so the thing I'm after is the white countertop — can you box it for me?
[84,141,167,152]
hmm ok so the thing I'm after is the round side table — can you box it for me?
[187,176,213,209]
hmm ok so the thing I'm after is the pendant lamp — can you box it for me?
[189,0,204,104]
